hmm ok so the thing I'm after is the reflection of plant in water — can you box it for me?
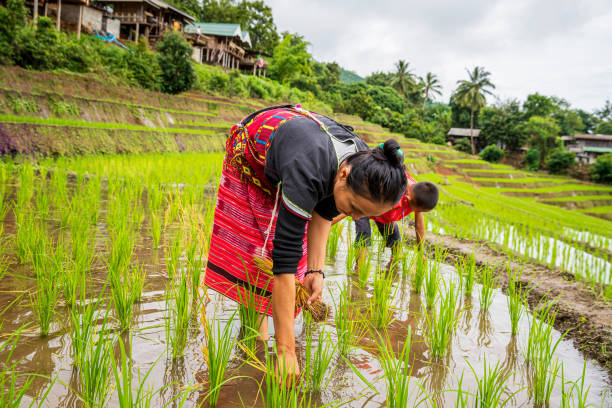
[461,295,473,333]
[477,311,493,347]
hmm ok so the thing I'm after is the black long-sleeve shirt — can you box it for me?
[264,113,368,274]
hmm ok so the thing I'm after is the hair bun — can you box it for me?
[380,139,403,168]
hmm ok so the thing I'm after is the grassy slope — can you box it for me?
[0,65,610,225]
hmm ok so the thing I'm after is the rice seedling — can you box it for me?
[525,300,564,407]
[424,260,439,310]
[412,246,427,294]
[370,264,398,328]
[572,359,593,408]
[111,335,163,408]
[0,225,9,280]
[31,234,63,336]
[150,211,163,249]
[344,230,358,273]
[0,324,36,407]
[165,266,192,358]
[424,282,460,359]
[331,282,358,355]
[376,327,416,408]
[167,227,184,279]
[356,248,373,287]
[79,312,114,408]
[35,177,52,221]
[262,344,312,408]
[200,311,237,407]
[457,253,476,296]
[107,225,135,278]
[506,265,527,336]
[185,225,204,300]
[326,220,343,259]
[0,163,10,221]
[305,321,337,391]
[400,245,416,280]
[16,162,34,210]
[478,263,497,311]
[69,285,103,367]
[467,355,520,408]
[14,209,40,263]
[237,264,270,353]
[454,371,469,408]
[254,257,327,321]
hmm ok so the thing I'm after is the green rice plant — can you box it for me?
[331,282,357,355]
[79,312,114,408]
[263,345,312,408]
[237,263,270,353]
[467,355,519,408]
[424,261,440,310]
[107,225,135,278]
[35,178,52,221]
[14,209,40,263]
[0,163,10,221]
[457,253,476,296]
[454,371,469,408]
[49,167,68,212]
[478,263,498,311]
[167,228,184,279]
[525,300,564,407]
[185,226,204,300]
[326,220,343,259]
[412,246,427,294]
[69,285,102,367]
[506,265,528,336]
[16,162,34,210]
[31,235,63,336]
[572,359,592,408]
[201,311,237,407]
[111,335,163,408]
[371,265,398,328]
[306,323,337,391]
[0,324,36,407]
[345,229,358,273]
[357,248,373,287]
[376,327,414,408]
[400,245,416,280]
[150,210,163,249]
[424,282,460,359]
[110,268,139,331]
[165,266,192,358]
[0,225,9,280]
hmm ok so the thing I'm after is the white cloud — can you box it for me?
[264,0,612,111]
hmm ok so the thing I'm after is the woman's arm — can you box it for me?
[304,211,331,304]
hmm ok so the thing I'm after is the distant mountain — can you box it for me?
[340,68,365,84]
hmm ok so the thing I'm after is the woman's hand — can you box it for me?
[303,272,324,305]
[275,349,301,386]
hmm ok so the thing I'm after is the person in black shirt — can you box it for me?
[204,105,407,381]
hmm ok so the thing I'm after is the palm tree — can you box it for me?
[422,72,442,106]
[391,60,414,99]
[454,66,495,154]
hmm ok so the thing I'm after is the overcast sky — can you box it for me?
[263,0,612,112]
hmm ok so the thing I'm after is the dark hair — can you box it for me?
[412,182,439,211]
[345,139,407,204]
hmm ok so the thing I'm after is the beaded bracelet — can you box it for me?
[305,269,325,279]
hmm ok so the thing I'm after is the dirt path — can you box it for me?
[404,228,612,380]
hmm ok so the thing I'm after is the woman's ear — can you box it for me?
[338,164,351,182]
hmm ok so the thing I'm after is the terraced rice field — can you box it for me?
[0,66,611,407]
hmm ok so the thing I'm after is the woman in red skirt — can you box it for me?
[205,104,407,377]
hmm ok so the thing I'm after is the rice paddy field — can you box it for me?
[0,66,611,407]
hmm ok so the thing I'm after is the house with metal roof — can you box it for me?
[184,22,252,69]
[561,134,612,164]
[95,0,195,43]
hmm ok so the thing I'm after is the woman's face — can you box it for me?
[333,165,395,220]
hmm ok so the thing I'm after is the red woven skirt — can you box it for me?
[204,108,307,316]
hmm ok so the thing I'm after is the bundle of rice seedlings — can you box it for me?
[254,257,328,321]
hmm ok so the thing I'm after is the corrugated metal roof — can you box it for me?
[574,134,612,141]
[185,22,241,37]
[583,146,612,153]
[447,128,480,137]
[241,30,251,47]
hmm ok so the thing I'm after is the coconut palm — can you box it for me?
[423,72,442,106]
[454,66,496,154]
[391,60,414,99]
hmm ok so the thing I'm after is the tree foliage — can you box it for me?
[591,154,612,184]
[268,33,312,84]
[523,115,561,162]
[156,32,195,94]
[545,148,574,174]
[478,100,526,151]
[596,121,612,135]
[480,145,504,163]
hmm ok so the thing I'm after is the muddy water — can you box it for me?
[1,215,611,407]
